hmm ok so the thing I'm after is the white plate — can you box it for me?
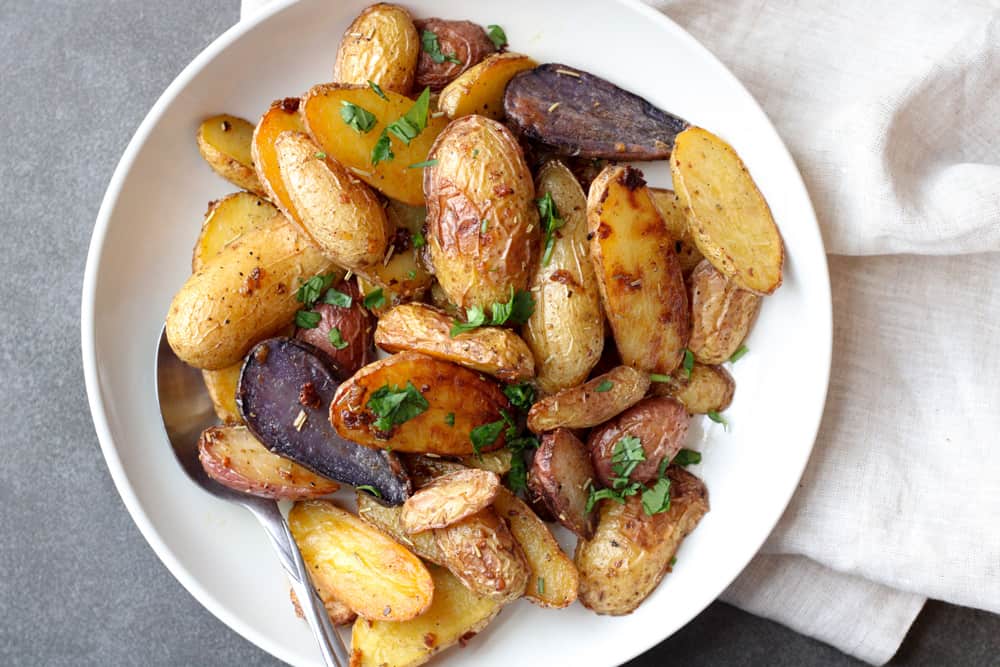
[82,1,831,665]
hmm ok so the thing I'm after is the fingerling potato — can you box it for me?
[437,52,537,120]
[334,3,419,94]
[461,448,513,476]
[296,279,376,377]
[202,363,243,424]
[252,98,307,224]
[575,467,709,615]
[651,362,735,415]
[359,200,434,298]
[414,18,497,91]
[588,397,689,487]
[526,366,650,434]
[688,259,761,364]
[649,188,703,275]
[289,587,356,626]
[192,192,278,272]
[588,165,689,375]
[196,114,264,195]
[528,428,596,538]
[401,468,500,533]
[357,490,446,564]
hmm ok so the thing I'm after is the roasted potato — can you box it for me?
[334,3,419,94]
[434,507,530,604]
[350,565,502,667]
[296,280,376,377]
[252,98,307,224]
[401,468,500,533]
[424,114,539,312]
[289,587,356,626]
[166,216,335,369]
[522,161,603,394]
[526,366,650,433]
[302,84,449,205]
[494,487,579,608]
[528,428,596,538]
[197,426,340,499]
[651,362,735,415]
[414,18,497,91]
[202,363,243,425]
[461,448,513,476]
[192,192,278,272]
[437,52,537,120]
[588,397,690,487]
[330,351,512,455]
[671,127,784,294]
[288,500,433,621]
[359,200,434,298]
[588,165,689,375]
[687,259,761,364]
[575,467,709,615]
[649,188,703,275]
[375,303,535,382]
[357,490,446,563]
[275,131,391,271]
[196,114,264,195]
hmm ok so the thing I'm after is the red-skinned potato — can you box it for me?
[588,397,689,487]
[414,18,496,91]
[296,280,375,378]
[528,428,597,539]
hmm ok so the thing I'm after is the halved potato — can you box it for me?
[688,259,761,364]
[193,192,278,273]
[359,200,434,298]
[252,98,307,224]
[671,126,784,294]
[202,363,243,424]
[414,18,497,91]
[289,587,356,626]
[334,3,419,94]
[588,397,689,487]
[401,468,500,533]
[649,187,703,275]
[302,84,449,205]
[357,491,445,563]
[526,365,650,433]
[288,500,433,621]
[196,114,263,195]
[528,428,596,538]
[651,362,735,414]
[437,52,537,119]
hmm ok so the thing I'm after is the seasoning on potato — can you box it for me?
[414,18,497,91]
[528,428,597,539]
[334,3,420,94]
[192,192,278,272]
[400,468,501,533]
[438,52,537,119]
[526,365,650,434]
[651,362,735,415]
[196,114,264,195]
[649,187,704,275]
[687,259,761,364]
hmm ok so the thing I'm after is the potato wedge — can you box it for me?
[575,467,709,615]
[414,19,497,91]
[526,366,650,434]
[523,161,603,394]
[330,351,511,455]
[202,363,243,425]
[302,84,449,205]
[197,426,340,499]
[438,52,537,120]
[424,115,539,311]
[334,3,419,94]
[192,192,278,272]
[671,127,784,294]
[588,397,689,487]
[649,188,703,275]
[275,131,391,271]
[296,279,376,377]
[528,428,596,539]
[401,468,500,533]
[196,114,263,195]
[461,448,513,476]
[494,487,579,608]
[651,362,735,414]
[350,565,501,667]
[434,507,529,604]
[588,165,689,375]
[166,216,336,369]
[359,200,434,298]
[289,587,356,626]
[252,98,307,224]
[688,259,761,364]
[357,490,445,564]
[288,500,433,621]
[375,303,535,382]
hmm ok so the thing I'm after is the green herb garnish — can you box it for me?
[421,30,462,64]
[480,219,488,234]
[314,151,327,159]
[323,288,353,308]
[296,273,336,307]
[470,418,506,456]
[449,289,535,336]
[445,412,455,426]
[595,380,613,393]
[537,577,545,595]
[411,231,426,248]
[503,382,536,411]
[367,381,429,432]
[450,304,487,336]
[387,88,431,145]
[327,327,349,350]
[407,158,438,169]
[363,288,385,310]
[610,436,645,482]
[537,192,565,267]
[682,349,695,379]
[371,129,394,164]
[295,310,322,329]
[406,270,417,279]
[707,411,728,430]
[368,80,388,100]
[641,477,672,516]
[356,484,382,498]
[672,449,702,467]
[486,24,507,49]
[340,101,377,133]
[649,373,673,383]
[729,345,749,363]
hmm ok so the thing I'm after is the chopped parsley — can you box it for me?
[469,410,512,456]
[327,327,349,350]
[672,449,702,467]
[420,30,461,64]
[537,577,545,595]
[314,151,327,159]
[480,219,489,234]
[295,310,322,329]
[296,273,337,307]
[536,192,565,267]
[367,381,429,432]
[486,24,507,49]
[641,476,672,515]
[363,288,385,310]
[682,349,695,379]
[340,101,376,133]
[707,411,728,430]
[368,80,388,100]
[595,380,614,393]
[611,436,645,480]
[387,88,431,145]
[323,288,353,308]
[649,373,673,383]
[729,344,749,363]
[371,129,394,165]
[356,484,382,498]
[503,382,536,411]
[411,231,426,248]
[449,288,535,336]
[445,412,455,426]
[450,304,487,336]
[585,436,674,516]
[406,269,417,280]
[407,158,438,169]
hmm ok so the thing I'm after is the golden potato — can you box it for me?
[437,52,537,119]
[201,363,243,424]
[651,362,735,414]
[671,126,784,294]
[575,467,709,615]
[424,115,539,312]
[350,565,501,667]
[523,161,604,394]
[358,200,434,298]
[588,165,690,375]
[526,366,650,434]
[401,468,500,533]
[375,303,535,382]
[252,98,307,224]
[461,448,513,476]
[301,84,449,205]
[649,187,703,275]
[288,500,433,621]
[357,491,445,564]
[289,587,356,627]
[196,114,263,195]
[166,216,336,369]
[330,351,511,455]
[192,192,278,272]
[688,259,761,364]
[334,3,419,94]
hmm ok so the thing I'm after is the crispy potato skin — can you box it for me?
[575,467,709,615]
[289,500,433,621]
[375,303,535,382]
[289,587,356,626]
[651,362,735,414]
[526,366,650,433]
[424,115,539,313]
[330,351,511,455]
[401,468,500,533]
[198,426,340,499]
[196,114,264,195]
[166,216,336,369]
[671,127,784,294]
[523,161,604,394]
[202,363,243,425]
[350,565,501,667]
[252,98,307,224]
[588,165,689,375]
[588,397,689,487]
[528,428,596,538]
[275,131,390,271]
[334,3,419,94]
[414,18,496,91]
[193,192,278,273]
[438,52,537,120]
[296,280,375,377]
[688,259,761,364]
[357,491,445,564]
[493,487,579,608]
[649,188,704,275]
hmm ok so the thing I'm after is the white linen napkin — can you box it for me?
[240,1,1000,663]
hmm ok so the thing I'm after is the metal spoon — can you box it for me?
[155,326,349,667]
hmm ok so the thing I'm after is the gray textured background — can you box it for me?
[0,0,997,665]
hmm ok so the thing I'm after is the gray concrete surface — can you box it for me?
[0,0,996,665]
